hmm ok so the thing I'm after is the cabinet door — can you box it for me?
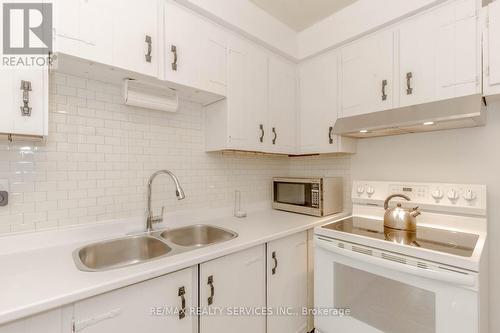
[199,19,228,96]
[269,56,296,154]
[267,232,308,333]
[164,0,202,88]
[0,308,70,333]
[113,0,159,77]
[485,0,500,95]
[200,245,266,333]
[436,0,479,99]
[340,29,394,118]
[73,267,196,333]
[53,0,113,65]
[298,50,339,154]
[399,0,479,106]
[0,67,48,137]
[226,36,269,151]
[399,8,440,107]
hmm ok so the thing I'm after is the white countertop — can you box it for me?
[0,207,348,325]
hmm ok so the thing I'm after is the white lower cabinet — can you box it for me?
[0,67,48,137]
[72,267,197,333]
[267,232,308,333]
[1,233,311,333]
[0,308,71,333]
[199,245,267,333]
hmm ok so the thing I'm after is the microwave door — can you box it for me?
[274,182,312,206]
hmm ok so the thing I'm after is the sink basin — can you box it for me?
[160,224,238,247]
[74,235,172,271]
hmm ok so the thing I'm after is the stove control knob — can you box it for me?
[431,189,444,201]
[366,186,375,196]
[447,189,459,201]
[356,186,365,195]
[463,189,476,202]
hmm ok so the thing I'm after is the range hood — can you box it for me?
[333,94,486,138]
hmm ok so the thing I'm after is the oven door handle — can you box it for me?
[316,238,476,287]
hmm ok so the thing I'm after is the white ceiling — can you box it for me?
[250,0,359,31]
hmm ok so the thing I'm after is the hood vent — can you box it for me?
[333,94,486,138]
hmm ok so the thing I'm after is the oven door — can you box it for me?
[314,237,479,333]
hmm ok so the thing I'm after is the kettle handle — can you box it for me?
[384,194,411,210]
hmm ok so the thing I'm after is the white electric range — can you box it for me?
[314,181,488,333]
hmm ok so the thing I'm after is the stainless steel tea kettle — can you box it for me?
[384,194,421,231]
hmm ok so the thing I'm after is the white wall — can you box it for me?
[297,0,445,59]
[176,0,298,59]
[350,102,500,332]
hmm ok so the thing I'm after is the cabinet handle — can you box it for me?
[178,286,186,320]
[145,35,152,63]
[272,251,278,275]
[207,275,214,305]
[20,80,32,117]
[381,79,388,101]
[259,124,264,143]
[171,45,178,71]
[272,127,277,145]
[328,126,334,144]
[406,72,413,95]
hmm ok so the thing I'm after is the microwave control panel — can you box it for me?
[312,183,320,208]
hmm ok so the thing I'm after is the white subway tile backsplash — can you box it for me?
[0,73,352,235]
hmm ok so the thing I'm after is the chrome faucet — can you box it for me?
[146,170,185,232]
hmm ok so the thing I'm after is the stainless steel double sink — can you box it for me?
[73,224,238,272]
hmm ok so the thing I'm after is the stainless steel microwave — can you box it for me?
[272,177,343,217]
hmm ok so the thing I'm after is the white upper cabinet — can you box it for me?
[340,29,394,118]
[227,36,268,150]
[299,50,356,154]
[0,68,48,137]
[73,268,196,333]
[484,0,500,97]
[199,19,228,96]
[164,0,227,96]
[113,0,160,77]
[268,56,297,154]
[53,0,114,65]
[164,1,203,89]
[399,0,479,107]
[200,245,266,333]
[205,35,269,152]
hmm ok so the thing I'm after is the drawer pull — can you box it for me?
[178,286,186,319]
[73,308,122,332]
[272,251,278,275]
[145,35,152,63]
[208,275,215,305]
